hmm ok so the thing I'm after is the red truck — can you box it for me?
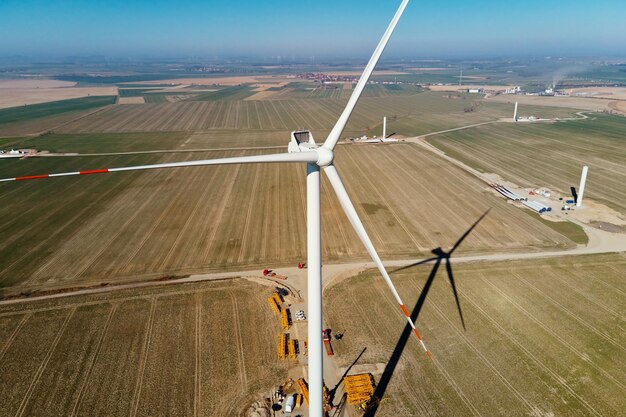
[323,329,334,356]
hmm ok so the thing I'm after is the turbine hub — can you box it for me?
[315,147,334,167]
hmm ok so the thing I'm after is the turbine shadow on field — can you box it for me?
[364,210,489,417]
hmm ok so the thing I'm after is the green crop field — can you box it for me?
[0,97,117,137]
[326,253,626,417]
[427,114,626,214]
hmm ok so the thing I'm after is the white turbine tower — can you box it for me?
[0,1,426,415]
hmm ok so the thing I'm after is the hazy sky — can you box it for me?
[1,0,625,59]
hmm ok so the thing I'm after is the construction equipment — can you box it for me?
[278,334,288,360]
[297,378,309,405]
[263,269,287,280]
[344,373,376,404]
[323,329,334,356]
[297,378,331,409]
[295,393,303,408]
[272,290,284,305]
[288,338,298,360]
[281,308,291,330]
[268,296,281,314]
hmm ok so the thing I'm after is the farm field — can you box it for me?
[0,143,576,296]
[53,92,577,136]
[0,278,286,417]
[0,79,117,109]
[0,96,117,137]
[427,114,626,214]
[325,253,626,417]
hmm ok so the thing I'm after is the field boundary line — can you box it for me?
[130,298,156,417]
[0,313,31,361]
[69,303,117,417]
[14,307,75,417]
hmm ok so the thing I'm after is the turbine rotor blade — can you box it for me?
[324,164,431,360]
[0,152,318,183]
[323,0,410,150]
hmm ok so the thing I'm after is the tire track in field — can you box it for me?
[514,272,624,349]
[0,313,31,362]
[201,163,243,264]
[237,160,261,263]
[130,298,156,417]
[432,359,484,417]
[69,303,117,417]
[32,167,167,283]
[229,292,248,391]
[481,276,626,391]
[14,307,75,417]
[2,166,141,286]
[158,164,220,270]
[596,266,626,297]
[194,295,201,417]
[550,273,620,317]
[107,158,199,276]
[427,299,540,416]
[459,285,604,417]
[343,149,418,249]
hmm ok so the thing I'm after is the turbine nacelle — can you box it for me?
[288,130,334,167]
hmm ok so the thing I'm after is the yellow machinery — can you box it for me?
[268,296,280,314]
[281,307,290,330]
[288,338,297,360]
[272,291,283,305]
[297,378,330,408]
[295,393,303,408]
[344,373,376,404]
[297,378,309,404]
[278,334,288,360]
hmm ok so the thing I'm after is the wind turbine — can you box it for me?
[0,1,422,415]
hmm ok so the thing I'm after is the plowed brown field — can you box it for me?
[0,279,287,417]
[0,143,574,295]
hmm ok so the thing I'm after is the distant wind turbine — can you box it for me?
[0,1,419,415]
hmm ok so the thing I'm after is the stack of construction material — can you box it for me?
[522,200,552,213]
[268,296,281,314]
[288,339,297,360]
[490,184,524,201]
[278,334,288,360]
[344,373,376,404]
[281,308,291,330]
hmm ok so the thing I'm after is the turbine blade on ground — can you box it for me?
[444,258,466,330]
[323,0,410,150]
[323,163,431,359]
[0,151,318,183]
